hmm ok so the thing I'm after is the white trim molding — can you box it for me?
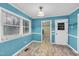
[31,33,41,35]
[12,40,41,56]
[68,34,77,38]
[67,7,79,16]
[0,8,3,41]
[0,7,31,22]
[0,33,31,43]
[68,45,79,54]
[12,40,79,56]
[77,14,79,52]
[32,40,41,43]
[52,31,55,32]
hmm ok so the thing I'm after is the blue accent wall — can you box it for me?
[0,35,32,56]
[52,32,55,42]
[0,3,32,56]
[68,36,77,50]
[0,3,79,55]
[32,34,41,41]
[68,9,79,50]
[32,9,79,51]
[32,16,68,42]
[32,20,41,33]
[32,20,41,41]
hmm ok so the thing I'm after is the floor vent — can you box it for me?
[24,48,29,52]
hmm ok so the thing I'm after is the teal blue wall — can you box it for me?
[32,9,79,51]
[32,16,68,42]
[0,3,79,55]
[0,35,32,56]
[0,3,32,56]
[52,32,55,42]
[32,34,41,41]
[68,36,77,50]
[68,9,79,50]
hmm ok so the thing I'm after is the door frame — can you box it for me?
[77,14,79,52]
[41,20,52,43]
[55,19,68,45]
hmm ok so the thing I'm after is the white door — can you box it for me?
[55,19,68,45]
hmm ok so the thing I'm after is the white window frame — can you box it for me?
[0,7,31,43]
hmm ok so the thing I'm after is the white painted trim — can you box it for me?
[32,40,41,43]
[77,14,79,52]
[67,7,79,16]
[12,40,79,56]
[51,43,79,54]
[12,40,41,56]
[41,21,42,43]
[28,20,31,35]
[0,7,31,23]
[52,43,68,45]
[31,33,41,34]
[0,35,21,43]
[0,8,3,41]
[50,20,52,44]
[68,34,77,38]
[51,34,77,44]
[12,40,33,56]
[0,6,31,32]
[68,44,79,54]
[0,33,31,43]
[41,20,52,44]
[52,31,55,32]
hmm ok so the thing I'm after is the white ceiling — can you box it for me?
[12,3,79,18]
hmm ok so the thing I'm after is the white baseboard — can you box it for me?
[12,40,79,56]
[52,43,79,54]
[12,41,33,56]
[32,40,42,43]
[12,40,41,56]
[68,45,79,54]
[51,43,68,45]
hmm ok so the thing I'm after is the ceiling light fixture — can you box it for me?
[37,6,44,17]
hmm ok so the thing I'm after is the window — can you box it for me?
[4,26,19,35]
[3,11,20,35]
[2,10,20,25]
[58,23,65,30]
[23,20,29,34]
[2,10,20,36]
[1,9,31,41]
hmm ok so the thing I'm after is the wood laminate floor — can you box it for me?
[17,39,79,56]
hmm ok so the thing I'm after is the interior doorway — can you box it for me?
[41,20,52,43]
